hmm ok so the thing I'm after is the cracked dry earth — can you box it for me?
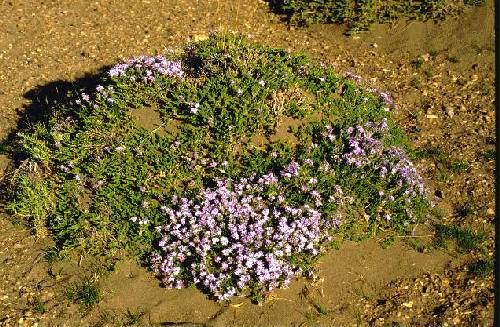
[0,0,496,326]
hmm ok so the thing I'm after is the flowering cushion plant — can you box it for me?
[7,34,431,302]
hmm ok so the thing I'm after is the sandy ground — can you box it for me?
[0,0,496,326]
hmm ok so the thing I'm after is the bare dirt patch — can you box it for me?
[128,106,167,135]
[89,240,450,326]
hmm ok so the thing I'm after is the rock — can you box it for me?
[444,106,454,118]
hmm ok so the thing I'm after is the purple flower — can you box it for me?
[280,161,300,178]
[303,158,314,166]
[108,63,130,77]
[189,102,200,114]
[108,56,184,81]
[150,164,336,300]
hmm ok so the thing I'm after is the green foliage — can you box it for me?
[410,78,421,89]
[0,141,6,154]
[434,224,485,252]
[468,259,494,278]
[446,55,460,63]
[479,83,492,95]
[65,279,101,312]
[448,161,469,172]
[412,56,425,69]
[429,49,440,57]
[313,302,329,315]
[17,124,53,163]
[430,206,445,219]
[268,0,481,31]
[406,238,429,253]
[30,297,47,314]
[463,0,485,5]
[414,146,469,181]
[483,149,495,160]
[6,173,54,237]
[456,203,478,217]
[93,309,145,327]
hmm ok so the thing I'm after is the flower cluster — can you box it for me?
[338,119,425,197]
[150,165,337,301]
[345,70,395,109]
[279,161,300,178]
[108,55,184,82]
[365,86,394,108]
